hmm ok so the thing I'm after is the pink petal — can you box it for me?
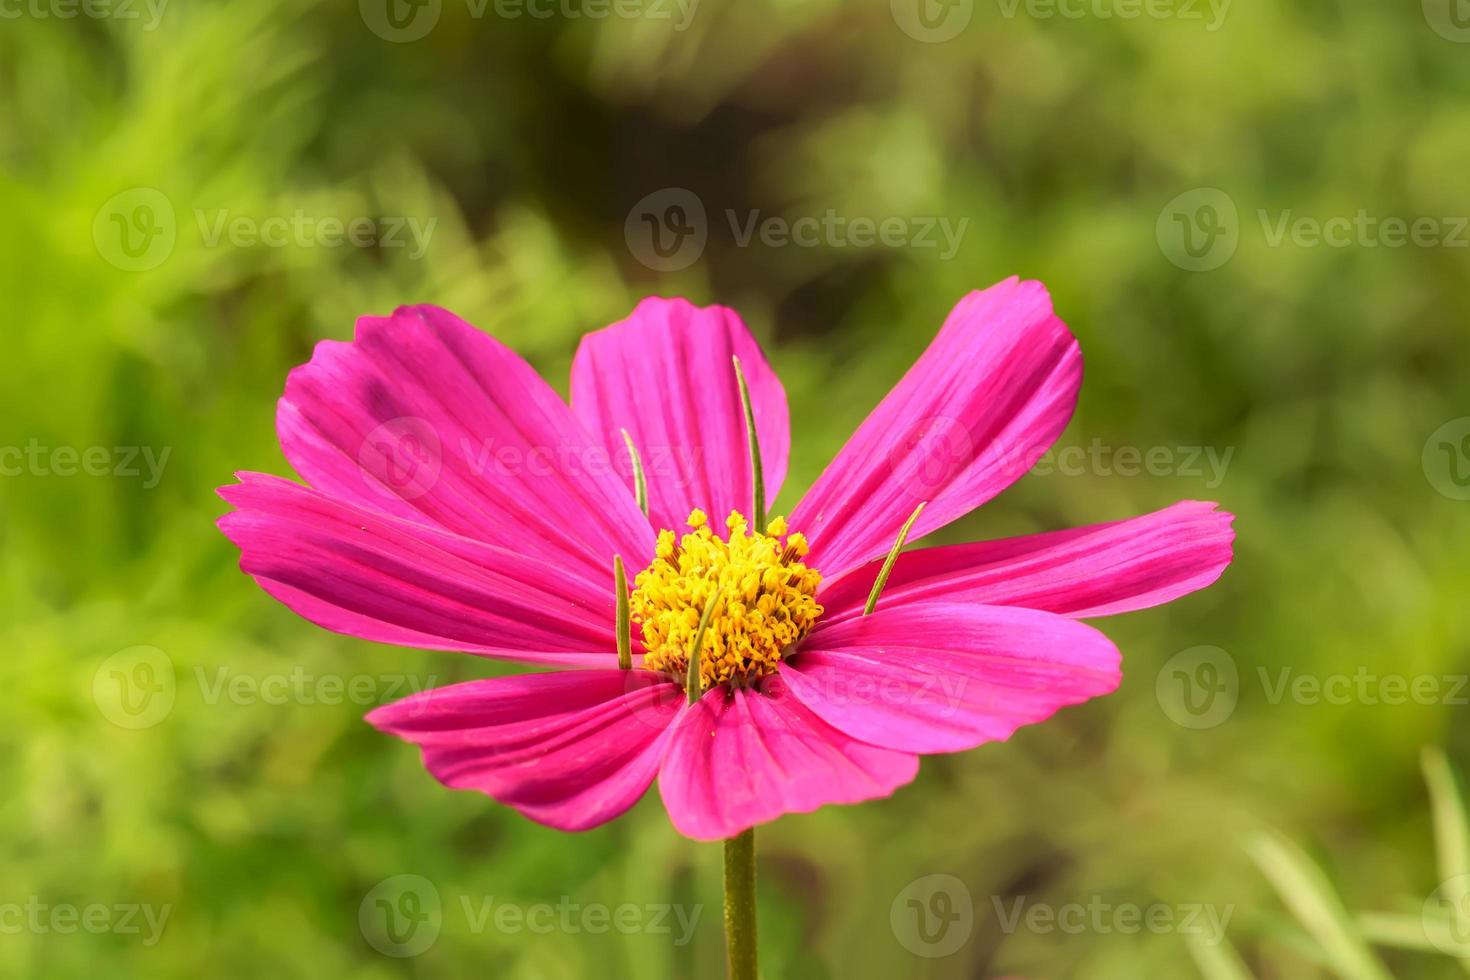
[790,279,1081,578]
[657,675,918,841]
[277,305,653,582]
[782,602,1121,754]
[571,298,789,533]
[218,472,627,665]
[819,500,1235,623]
[367,670,683,832]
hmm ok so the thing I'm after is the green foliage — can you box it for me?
[1223,752,1470,978]
[3,1,1469,977]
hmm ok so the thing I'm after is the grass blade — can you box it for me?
[1246,830,1392,980]
[1185,931,1254,980]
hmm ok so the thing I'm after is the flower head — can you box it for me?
[633,509,822,690]
[217,279,1234,841]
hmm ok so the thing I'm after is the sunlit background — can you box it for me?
[3,1,1470,977]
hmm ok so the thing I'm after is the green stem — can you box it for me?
[723,828,758,980]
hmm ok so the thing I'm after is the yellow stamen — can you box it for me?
[632,509,823,687]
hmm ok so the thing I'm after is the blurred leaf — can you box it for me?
[1246,831,1392,980]
[1424,748,1470,891]
[1184,932,1254,980]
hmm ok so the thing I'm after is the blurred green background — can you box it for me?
[3,1,1470,977]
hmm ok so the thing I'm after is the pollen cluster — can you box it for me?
[632,510,823,690]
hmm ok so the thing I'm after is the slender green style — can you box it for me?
[863,501,926,615]
[732,356,765,534]
[621,427,649,516]
[614,554,631,670]
[685,589,720,705]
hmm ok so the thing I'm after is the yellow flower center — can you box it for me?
[632,509,823,690]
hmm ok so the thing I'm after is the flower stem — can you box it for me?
[723,828,758,980]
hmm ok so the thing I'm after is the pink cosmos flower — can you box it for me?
[217,277,1233,842]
